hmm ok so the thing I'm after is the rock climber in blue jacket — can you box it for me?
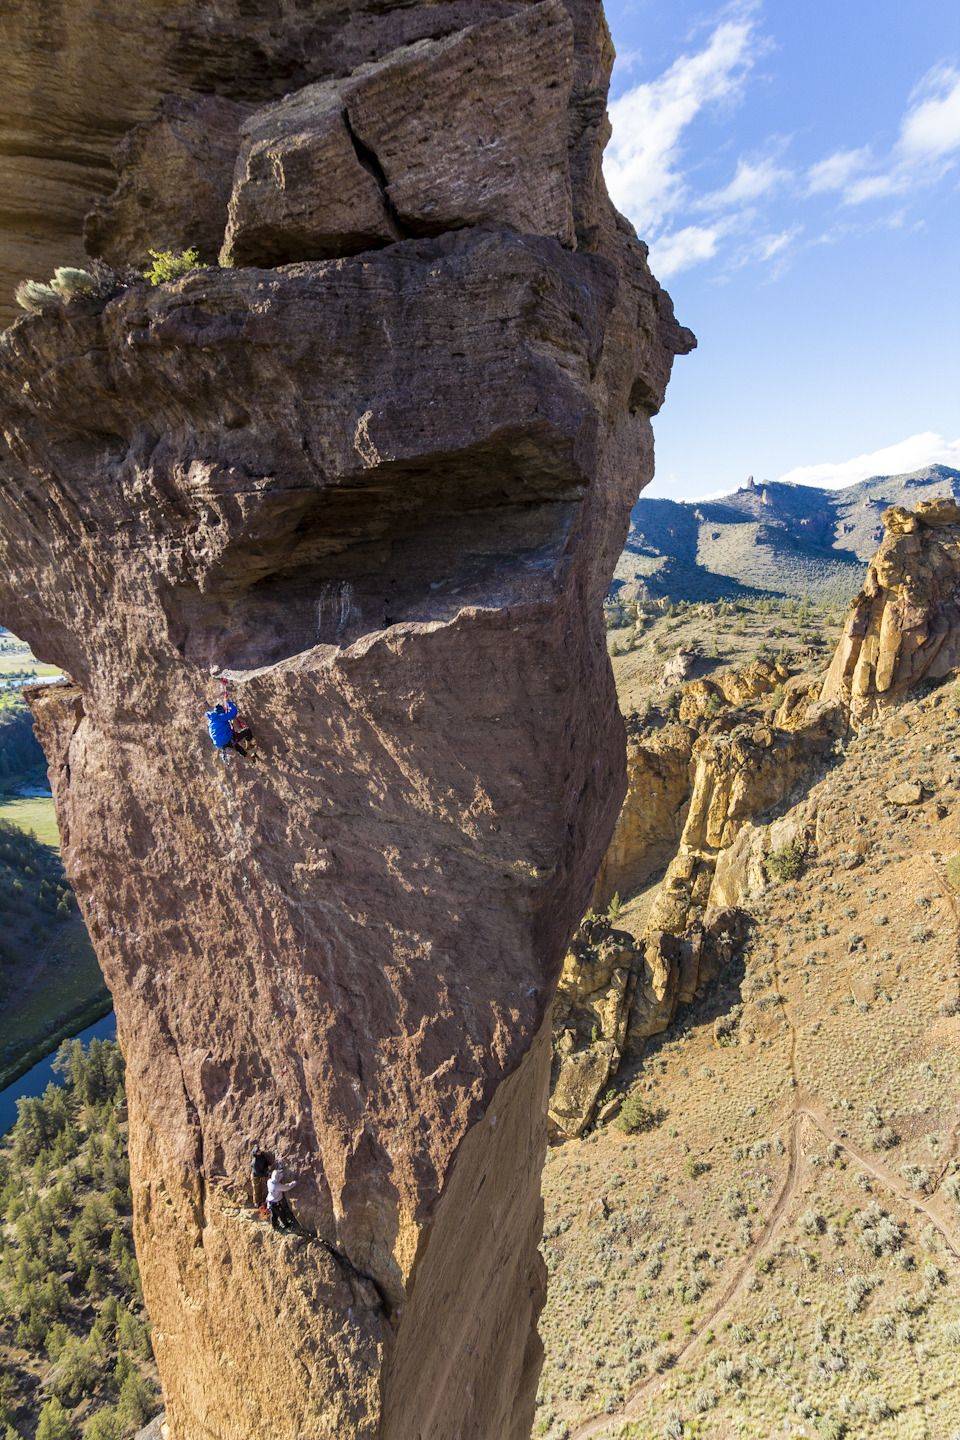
[205,686,257,759]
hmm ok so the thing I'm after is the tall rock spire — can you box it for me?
[0,3,693,1435]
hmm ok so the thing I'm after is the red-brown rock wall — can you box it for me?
[1,3,692,1435]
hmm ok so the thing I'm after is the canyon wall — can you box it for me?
[550,658,840,1138]
[0,2,692,1436]
[552,500,960,1139]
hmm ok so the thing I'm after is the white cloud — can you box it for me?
[720,223,802,278]
[844,172,903,204]
[606,31,960,283]
[805,146,872,195]
[810,64,960,207]
[899,64,960,159]
[756,226,798,262]
[778,432,960,489]
[698,154,790,210]
[605,16,760,233]
[648,224,724,278]
[612,46,645,78]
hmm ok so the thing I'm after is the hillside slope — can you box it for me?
[614,465,960,604]
[0,1039,159,1439]
[538,500,960,1439]
[539,684,960,1439]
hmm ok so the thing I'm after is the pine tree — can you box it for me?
[36,1398,73,1440]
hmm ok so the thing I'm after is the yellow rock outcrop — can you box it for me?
[822,498,960,724]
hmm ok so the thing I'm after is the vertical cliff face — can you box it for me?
[0,3,692,1436]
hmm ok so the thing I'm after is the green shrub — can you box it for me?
[143,248,201,286]
[49,1335,102,1405]
[116,1370,156,1433]
[946,854,960,892]
[765,841,806,883]
[51,267,99,300]
[14,279,61,315]
[36,1398,73,1440]
[0,1373,16,1426]
[15,266,110,315]
[82,1410,122,1440]
[618,1093,660,1135]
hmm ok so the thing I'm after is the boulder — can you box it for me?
[548,1036,622,1141]
[629,931,681,1044]
[712,802,817,911]
[660,645,700,690]
[134,1420,165,1440]
[85,96,249,267]
[221,79,401,267]
[717,656,789,708]
[549,919,640,1140]
[221,1,575,268]
[885,780,924,806]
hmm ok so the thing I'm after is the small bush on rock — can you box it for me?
[766,841,806,883]
[618,1093,660,1135]
[144,247,201,286]
[15,279,61,315]
[51,267,99,299]
[15,263,125,316]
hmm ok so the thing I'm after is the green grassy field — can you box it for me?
[0,792,60,846]
[0,635,60,678]
[0,654,59,678]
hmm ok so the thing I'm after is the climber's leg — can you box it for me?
[230,727,259,760]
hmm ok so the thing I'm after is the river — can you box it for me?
[0,1010,117,1134]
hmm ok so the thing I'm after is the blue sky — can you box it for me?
[602,0,960,498]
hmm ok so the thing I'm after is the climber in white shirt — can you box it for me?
[266,1165,298,1232]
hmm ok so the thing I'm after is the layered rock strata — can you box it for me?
[549,915,638,1140]
[551,658,838,1138]
[822,498,960,724]
[1,0,587,321]
[554,504,960,1140]
[0,1,692,1436]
